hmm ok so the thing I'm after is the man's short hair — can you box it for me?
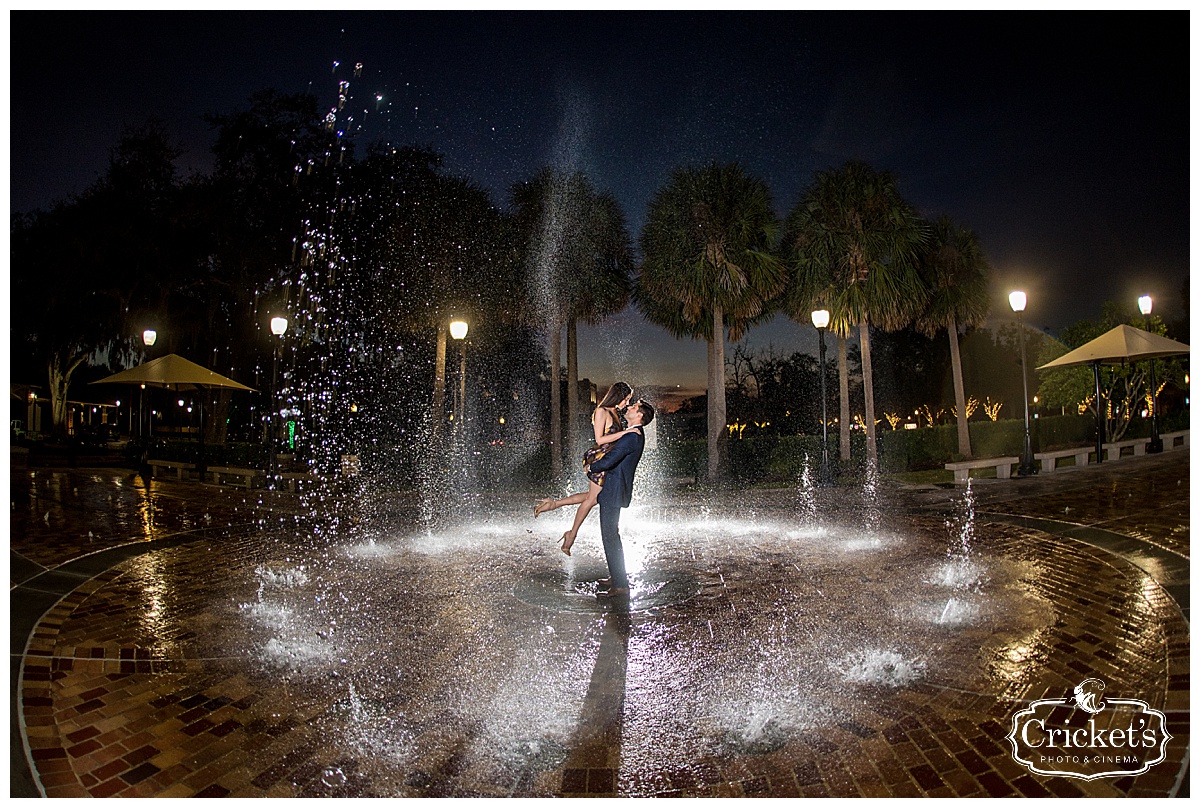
[635,399,655,425]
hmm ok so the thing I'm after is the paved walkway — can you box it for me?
[9,452,1190,797]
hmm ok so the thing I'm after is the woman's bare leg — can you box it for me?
[535,491,589,517]
[560,482,601,555]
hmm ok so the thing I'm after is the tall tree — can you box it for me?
[914,216,991,457]
[198,91,332,443]
[357,147,521,444]
[782,161,927,462]
[562,189,633,469]
[11,122,191,440]
[636,162,787,481]
[510,169,631,479]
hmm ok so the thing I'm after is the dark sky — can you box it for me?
[10,11,1191,392]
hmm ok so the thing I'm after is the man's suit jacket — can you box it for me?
[589,427,644,509]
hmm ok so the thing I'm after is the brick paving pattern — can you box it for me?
[12,453,1190,797]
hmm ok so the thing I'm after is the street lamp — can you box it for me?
[1009,291,1036,476]
[1138,295,1163,453]
[811,309,831,484]
[450,320,468,430]
[140,329,157,439]
[269,316,288,485]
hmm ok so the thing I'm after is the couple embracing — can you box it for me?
[534,382,654,600]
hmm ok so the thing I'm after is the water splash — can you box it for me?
[837,649,926,688]
[320,767,348,788]
[932,480,986,592]
[953,479,976,557]
[797,454,817,525]
[861,457,881,535]
[935,597,981,626]
[255,561,310,591]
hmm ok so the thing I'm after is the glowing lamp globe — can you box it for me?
[1138,295,1152,316]
[811,309,830,329]
[1008,291,1027,313]
[142,329,157,347]
[271,317,289,336]
[449,320,469,340]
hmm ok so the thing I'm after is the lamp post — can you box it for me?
[1009,291,1037,476]
[811,309,831,484]
[141,329,157,440]
[1138,295,1163,453]
[449,319,468,432]
[269,316,288,484]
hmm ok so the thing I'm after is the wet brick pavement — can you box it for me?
[10,451,1190,797]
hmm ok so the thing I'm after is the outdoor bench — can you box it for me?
[277,471,318,492]
[944,456,1019,485]
[1161,430,1189,450]
[205,465,265,489]
[1102,438,1150,462]
[147,459,196,481]
[1034,447,1093,473]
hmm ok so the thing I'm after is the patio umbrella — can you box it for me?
[1038,325,1189,461]
[91,354,257,478]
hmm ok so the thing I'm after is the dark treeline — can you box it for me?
[11,89,1187,481]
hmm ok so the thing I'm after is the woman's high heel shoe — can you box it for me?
[534,498,555,518]
[559,531,575,556]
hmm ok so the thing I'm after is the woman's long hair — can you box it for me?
[597,381,632,409]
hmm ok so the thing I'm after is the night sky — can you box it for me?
[10,11,1191,394]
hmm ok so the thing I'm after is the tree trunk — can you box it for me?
[859,321,877,462]
[566,316,580,481]
[431,323,447,442]
[838,333,850,461]
[48,351,87,442]
[707,305,726,482]
[209,389,230,446]
[549,318,562,479]
[947,315,972,458]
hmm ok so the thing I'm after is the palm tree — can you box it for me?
[562,190,633,468]
[510,169,632,479]
[915,216,991,457]
[636,162,787,481]
[782,161,927,462]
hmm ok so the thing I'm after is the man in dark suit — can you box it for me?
[586,399,654,599]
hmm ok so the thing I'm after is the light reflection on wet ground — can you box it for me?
[14,450,1190,797]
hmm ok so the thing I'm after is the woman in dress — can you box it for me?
[534,381,639,555]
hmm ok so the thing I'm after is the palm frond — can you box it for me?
[779,160,927,332]
[914,215,991,337]
[636,162,786,342]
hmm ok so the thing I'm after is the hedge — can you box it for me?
[140,408,1187,488]
[651,411,1192,483]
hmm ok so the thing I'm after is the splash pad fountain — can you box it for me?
[21,438,1190,797]
[55,458,1076,794]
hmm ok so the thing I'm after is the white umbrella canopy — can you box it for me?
[91,354,256,391]
[1036,324,1187,464]
[1037,324,1189,370]
[91,354,257,477]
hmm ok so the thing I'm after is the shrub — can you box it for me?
[1032,414,1093,449]
[878,425,957,471]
